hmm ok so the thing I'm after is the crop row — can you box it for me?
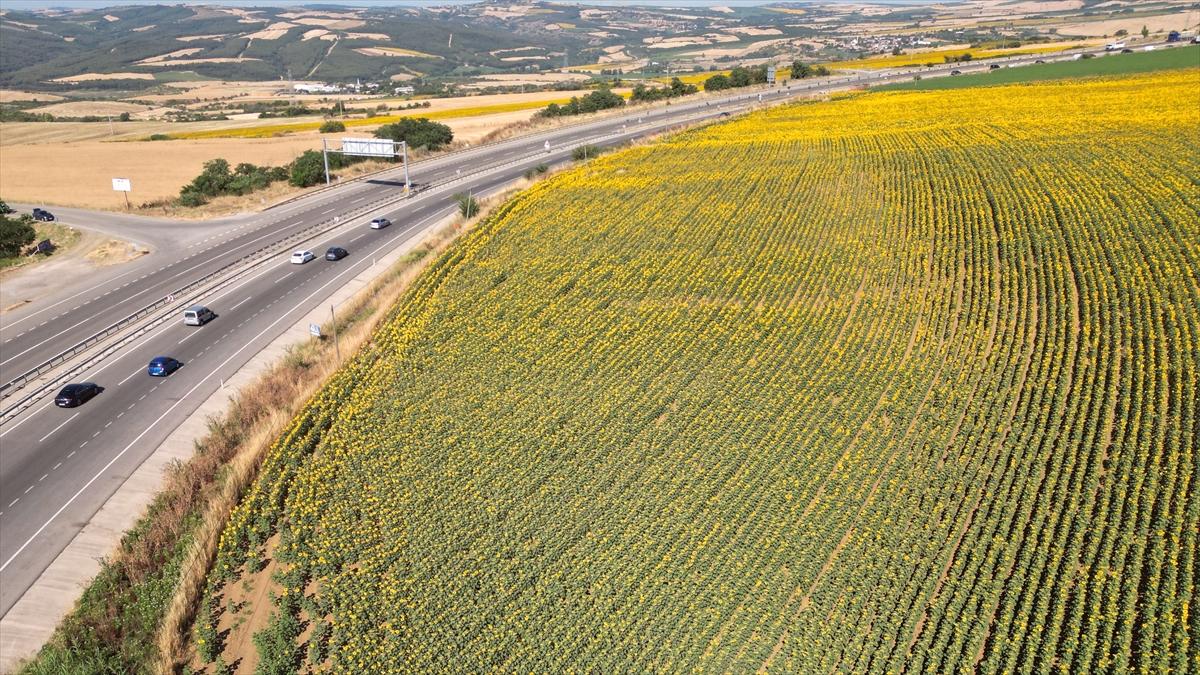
[190,69,1197,672]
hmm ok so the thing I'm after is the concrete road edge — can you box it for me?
[0,212,456,673]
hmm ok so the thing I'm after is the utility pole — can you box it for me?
[107,115,114,137]
[401,140,410,193]
[330,305,340,362]
[322,138,331,185]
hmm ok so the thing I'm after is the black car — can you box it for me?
[1120,48,1134,54]
[950,69,963,76]
[325,246,349,261]
[32,208,55,222]
[55,382,101,408]
[1034,59,1046,64]
[989,63,1001,70]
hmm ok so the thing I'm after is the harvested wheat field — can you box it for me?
[0,89,65,103]
[29,100,154,117]
[0,108,540,208]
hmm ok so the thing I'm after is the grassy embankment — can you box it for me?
[879,44,1200,91]
[0,221,80,271]
[12,182,542,675]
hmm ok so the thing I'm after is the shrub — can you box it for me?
[0,214,36,257]
[374,118,453,150]
[319,120,346,133]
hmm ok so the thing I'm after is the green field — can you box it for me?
[879,44,1200,91]
[187,69,1199,673]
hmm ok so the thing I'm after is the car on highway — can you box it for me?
[1121,48,1134,54]
[369,217,392,230]
[325,246,349,261]
[183,305,215,326]
[147,356,182,377]
[989,63,1001,70]
[55,382,101,408]
[1035,59,1046,64]
[291,250,316,264]
[951,70,963,75]
[32,207,55,222]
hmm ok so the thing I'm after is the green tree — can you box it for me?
[0,214,37,258]
[454,192,479,218]
[729,66,752,88]
[118,112,131,122]
[184,158,232,197]
[374,118,454,150]
[791,61,814,79]
[319,120,346,133]
[1141,25,1150,38]
[704,74,732,91]
[290,150,327,188]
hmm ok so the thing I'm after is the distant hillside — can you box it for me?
[0,1,938,90]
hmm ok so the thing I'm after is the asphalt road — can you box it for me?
[0,42,1152,617]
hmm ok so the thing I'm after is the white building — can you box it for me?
[293,83,340,94]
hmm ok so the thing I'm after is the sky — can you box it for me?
[1,0,926,10]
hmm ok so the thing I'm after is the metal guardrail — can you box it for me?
[1,46,1116,421]
[0,111,708,423]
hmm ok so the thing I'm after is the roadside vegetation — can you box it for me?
[629,77,698,103]
[184,69,1196,672]
[539,87,625,118]
[880,44,1200,91]
[0,207,79,271]
[14,184,531,675]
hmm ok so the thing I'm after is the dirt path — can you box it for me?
[0,230,147,315]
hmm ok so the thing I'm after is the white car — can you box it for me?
[291,250,315,264]
[369,217,392,230]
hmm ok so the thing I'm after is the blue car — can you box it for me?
[148,356,181,377]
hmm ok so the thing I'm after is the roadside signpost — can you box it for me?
[322,138,410,192]
[112,177,132,208]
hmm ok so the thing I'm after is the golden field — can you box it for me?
[189,68,1198,672]
[0,109,539,209]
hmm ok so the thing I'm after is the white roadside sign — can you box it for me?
[112,177,132,192]
[341,137,396,158]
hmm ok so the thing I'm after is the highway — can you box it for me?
[0,41,1158,617]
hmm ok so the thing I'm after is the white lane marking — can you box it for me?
[321,208,336,215]
[275,271,293,284]
[178,332,197,345]
[229,296,253,311]
[0,209,452,574]
[350,197,366,204]
[37,412,79,443]
[0,402,53,439]
[349,233,366,243]
[53,463,62,471]
[118,368,143,386]
[7,499,17,508]
[39,474,47,482]
[23,486,33,495]
[0,264,146,331]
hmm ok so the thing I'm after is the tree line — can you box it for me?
[177,118,454,206]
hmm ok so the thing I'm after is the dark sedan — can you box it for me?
[325,246,349,261]
[147,356,182,377]
[32,208,55,222]
[55,382,101,408]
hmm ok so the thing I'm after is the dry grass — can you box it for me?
[0,89,65,103]
[84,239,150,266]
[51,72,156,82]
[154,186,525,673]
[29,100,153,116]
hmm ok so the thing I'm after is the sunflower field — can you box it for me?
[192,68,1199,672]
